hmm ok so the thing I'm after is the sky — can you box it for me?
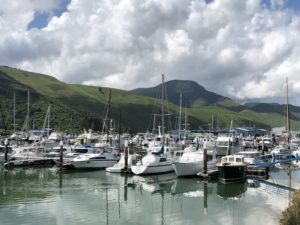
[1,0,300,105]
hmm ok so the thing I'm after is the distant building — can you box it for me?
[272,127,286,136]
[232,128,268,137]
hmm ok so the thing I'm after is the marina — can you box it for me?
[3,1,300,224]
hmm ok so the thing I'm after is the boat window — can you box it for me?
[229,157,234,162]
[159,158,167,162]
[91,157,106,160]
[236,158,242,163]
[175,152,182,157]
[74,149,88,153]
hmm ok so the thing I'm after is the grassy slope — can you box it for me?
[1,66,299,133]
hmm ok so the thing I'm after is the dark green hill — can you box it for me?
[131,79,249,113]
[131,80,227,107]
[244,102,300,122]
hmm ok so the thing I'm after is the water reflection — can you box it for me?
[217,181,247,199]
[0,168,293,225]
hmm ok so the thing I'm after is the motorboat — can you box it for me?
[106,153,141,173]
[235,150,261,164]
[215,135,236,156]
[71,147,120,170]
[217,155,247,183]
[131,146,174,175]
[173,148,217,177]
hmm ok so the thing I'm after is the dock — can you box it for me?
[4,158,56,167]
[247,165,269,179]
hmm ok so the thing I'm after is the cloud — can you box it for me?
[1,0,300,104]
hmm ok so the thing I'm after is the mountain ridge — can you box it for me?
[0,66,300,133]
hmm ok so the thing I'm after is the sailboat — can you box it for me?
[272,77,294,156]
[131,74,175,175]
[71,89,120,170]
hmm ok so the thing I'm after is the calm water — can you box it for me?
[0,166,297,225]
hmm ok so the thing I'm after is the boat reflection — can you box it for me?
[217,181,247,199]
[130,173,177,193]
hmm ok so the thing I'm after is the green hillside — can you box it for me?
[0,66,298,135]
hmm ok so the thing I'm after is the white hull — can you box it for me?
[173,161,216,177]
[131,163,174,175]
[105,166,123,173]
[72,159,118,169]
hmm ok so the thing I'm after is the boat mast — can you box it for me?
[211,114,214,132]
[48,105,50,130]
[178,92,182,142]
[13,92,16,133]
[184,107,187,144]
[27,90,30,132]
[107,89,112,145]
[161,74,165,146]
[286,77,290,143]
[47,104,51,138]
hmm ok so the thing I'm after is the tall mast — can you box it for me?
[178,92,182,141]
[48,105,50,130]
[211,114,214,132]
[286,77,290,141]
[161,74,165,145]
[27,90,30,132]
[13,92,16,133]
[184,107,187,143]
[47,104,51,138]
[107,89,112,144]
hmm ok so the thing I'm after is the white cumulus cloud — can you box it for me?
[1,0,300,104]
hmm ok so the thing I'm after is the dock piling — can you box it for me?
[124,140,129,172]
[203,143,207,175]
[59,140,64,167]
[4,138,8,162]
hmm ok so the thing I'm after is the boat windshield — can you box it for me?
[221,158,228,163]
[236,158,242,163]
[74,148,88,154]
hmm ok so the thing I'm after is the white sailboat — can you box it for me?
[131,74,175,175]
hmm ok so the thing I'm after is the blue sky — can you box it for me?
[27,0,71,30]
[262,0,300,10]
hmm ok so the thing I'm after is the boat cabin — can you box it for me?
[220,155,245,165]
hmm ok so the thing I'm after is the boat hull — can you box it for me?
[131,163,174,175]
[217,164,247,183]
[173,161,216,177]
[72,159,118,170]
[105,167,124,173]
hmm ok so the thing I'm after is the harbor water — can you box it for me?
[0,166,297,225]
